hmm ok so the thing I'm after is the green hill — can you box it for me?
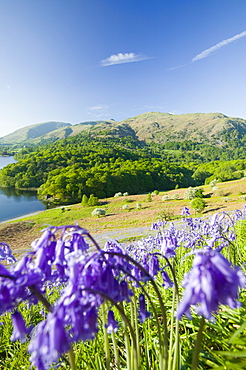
[0,121,71,144]
[1,111,246,205]
[2,112,246,146]
[120,112,246,144]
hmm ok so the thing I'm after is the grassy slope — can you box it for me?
[120,112,246,143]
[2,111,246,145]
[0,177,246,257]
[0,122,71,143]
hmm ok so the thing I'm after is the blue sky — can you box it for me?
[1,0,246,137]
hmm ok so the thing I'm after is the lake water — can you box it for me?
[0,157,45,223]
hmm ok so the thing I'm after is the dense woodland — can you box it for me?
[0,132,246,205]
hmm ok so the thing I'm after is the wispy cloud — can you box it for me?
[100,52,152,67]
[192,30,246,62]
[168,30,246,71]
[89,104,109,111]
[167,63,190,71]
[88,104,110,119]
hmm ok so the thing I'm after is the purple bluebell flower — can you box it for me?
[66,232,89,252]
[177,251,246,320]
[0,263,12,277]
[11,311,31,343]
[106,310,119,334]
[161,236,177,258]
[181,207,191,216]
[119,280,133,302]
[138,294,151,323]
[151,222,159,230]
[0,243,16,263]
[148,254,160,277]
[161,270,173,289]
[157,219,166,228]
[31,228,54,251]
[29,315,70,370]
[233,209,243,222]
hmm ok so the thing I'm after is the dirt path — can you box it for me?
[0,220,156,258]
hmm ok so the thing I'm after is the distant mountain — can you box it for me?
[119,112,246,144]
[1,112,246,146]
[0,122,71,144]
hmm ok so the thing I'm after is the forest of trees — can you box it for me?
[0,133,245,205]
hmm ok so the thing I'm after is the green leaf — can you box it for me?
[228,321,246,343]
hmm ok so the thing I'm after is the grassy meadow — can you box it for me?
[0,178,246,369]
[0,177,245,259]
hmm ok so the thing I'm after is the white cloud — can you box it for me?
[94,113,110,118]
[89,104,109,111]
[192,30,246,62]
[100,52,152,66]
[87,104,110,119]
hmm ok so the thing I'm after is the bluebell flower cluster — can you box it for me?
[0,207,245,369]
[0,225,161,369]
[177,250,246,320]
[0,242,16,263]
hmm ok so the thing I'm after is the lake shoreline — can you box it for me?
[0,210,44,225]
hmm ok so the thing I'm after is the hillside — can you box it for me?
[0,121,71,144]
[120,112,246,144]
[1,177,246,254]
[1,112,246,146]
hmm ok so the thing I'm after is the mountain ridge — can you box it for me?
[1,112,246,146]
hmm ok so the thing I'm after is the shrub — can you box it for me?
[151,190,159,195]
[172,193,179,200]
[88,194,99,206]
[157,208,175,221]
[184,187,204,200]
[114,192,122,197]
[122,204,129,210]
[92,208,106,217]
[136,202,142,209]
[191,198,206,214]
[123,192,129,196]
[162,194,169,201]
[210,179,218,191]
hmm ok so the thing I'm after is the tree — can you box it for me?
[81,194,89,206]
[184,187,203,200]
[146,193,152,202]
[88,194,99,206]
[210,179,218,191]
[191,198,206,214]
